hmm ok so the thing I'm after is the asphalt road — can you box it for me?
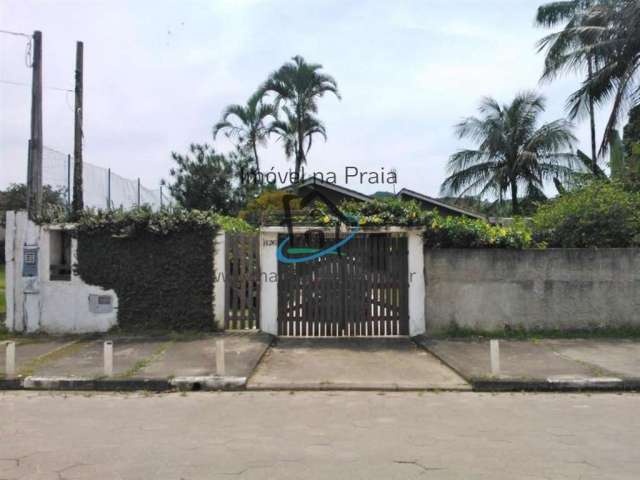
[1,391,639,479]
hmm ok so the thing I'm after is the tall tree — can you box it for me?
[441,92,579,214]
[535,0,604,173]
[267,106,327,171]
[212,91,276,172]
[166,144,236,213]
[538,1,640,156]
[260,55,340,177]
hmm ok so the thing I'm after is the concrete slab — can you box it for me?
[32,339,167,378]
[545,339,640,378]
[0,340,72,378]
[140,332,272,379]
[421,339,608,381]
[247,337,470,390]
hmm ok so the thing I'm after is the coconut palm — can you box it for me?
[535,0,606,172]
[441,92,580,214]
[268,106,327,172]
[537,0,640,157]
[212,91,277,171]
[260,55,340,177]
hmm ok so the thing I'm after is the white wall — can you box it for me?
[5,211,119,334]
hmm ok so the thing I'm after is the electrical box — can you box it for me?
[22,246,39,277]
[88,294,114,314]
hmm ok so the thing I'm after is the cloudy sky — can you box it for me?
[1,0,609,197]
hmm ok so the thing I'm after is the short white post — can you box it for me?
[103,341,113,377]
[490,339,500,377]
[216,338,225,376]
[5,342,16,378]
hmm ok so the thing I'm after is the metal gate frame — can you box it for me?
[224,232,260,330]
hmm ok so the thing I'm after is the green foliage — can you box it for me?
[424,214,534,249]
[211,213,254,233]
[298,197,534,249]
[0,183,67,226]
[533,181,640,247]
[240,189,302,225]
[75,208,222,331]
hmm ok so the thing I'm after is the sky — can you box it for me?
[0,0,611,197]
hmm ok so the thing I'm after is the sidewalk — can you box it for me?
[415,336,640,391]
[0,332,272,391]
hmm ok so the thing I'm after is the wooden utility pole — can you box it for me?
[71,41,84,215]
[27,30,43,220]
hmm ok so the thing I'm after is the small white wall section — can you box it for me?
[213,231,226,330]
[259,230,279,335]
[4,211,118,334]
[407,229,426,336]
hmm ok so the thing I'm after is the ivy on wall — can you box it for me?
[74,208,225,331]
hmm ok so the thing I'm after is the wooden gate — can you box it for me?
[277,233,409,337]
[225,232,260,329]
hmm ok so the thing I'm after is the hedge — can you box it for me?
[74,208,230,331]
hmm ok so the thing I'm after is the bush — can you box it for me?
[240,190,302,225]
[533,181,640,247]
[75,208,223,331]
[423,213,534,249]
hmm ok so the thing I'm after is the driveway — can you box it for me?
[247,337,469,390]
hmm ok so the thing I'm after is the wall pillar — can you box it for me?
[407,230,426,336]
[259,230,278,335]
[213,231,226,330]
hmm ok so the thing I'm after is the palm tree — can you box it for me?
[537,1,640,157]
[441,92,579,214]
[268,106,327,171]
[260,55,340,177]
[535,0,604,173]
[212,91,276,171]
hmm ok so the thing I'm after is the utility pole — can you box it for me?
[71,41,84,215]
[27,30,43,220]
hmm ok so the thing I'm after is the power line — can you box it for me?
[0,29,31,38]
[0,79,73,93]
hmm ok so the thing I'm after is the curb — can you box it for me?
[473,378,640,392]
[246,382,471,391]
[170,376,246,391]
[22,377,172,392]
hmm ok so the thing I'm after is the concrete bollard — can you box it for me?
[490,339,500,377]
[216,338,225,376]
[5,342,16,378]
[103,341,113,377]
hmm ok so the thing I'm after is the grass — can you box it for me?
[434,322,640,340]
[17,340,89,377]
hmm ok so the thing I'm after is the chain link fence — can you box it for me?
[43,146,172,211]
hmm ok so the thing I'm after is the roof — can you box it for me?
[280,177,372,202]
[397,188,485,220]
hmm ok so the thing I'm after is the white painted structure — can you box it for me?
[258,226,426,337]
[4,211,119,334]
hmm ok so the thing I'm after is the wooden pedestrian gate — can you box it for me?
[224,232,260,330]
[277,233,409,337]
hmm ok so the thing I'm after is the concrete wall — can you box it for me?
[424,248,640,333]
[5,211,119,334]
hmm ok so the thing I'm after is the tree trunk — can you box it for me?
[295,116,304,180]
[252,142,260,172]
[588,57,598,174]
[510,181,519,216]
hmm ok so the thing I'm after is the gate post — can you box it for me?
[259,229,278,335]
[213,231,226,330]
[407,229,426,336]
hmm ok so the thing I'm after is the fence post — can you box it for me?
[213,231,226,330]
[215,338,225,376]
[5,342,16,378]
[490,339,500,376]
[104,341,113,377]
[67,154,71,209]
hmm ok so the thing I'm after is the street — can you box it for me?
[1,391,639,479]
